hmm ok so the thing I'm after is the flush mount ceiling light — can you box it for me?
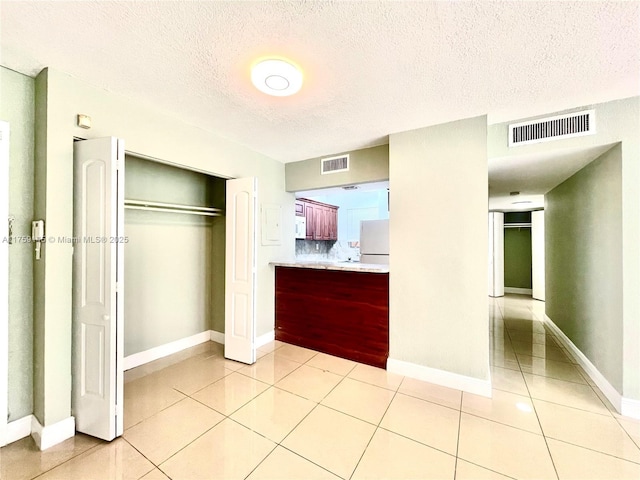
[251,59,303,97]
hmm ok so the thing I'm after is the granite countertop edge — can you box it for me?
[269,260,389,274]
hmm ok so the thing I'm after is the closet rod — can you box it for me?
[124,199,223,217]
[124,205,222,217]
[504,223,531,228]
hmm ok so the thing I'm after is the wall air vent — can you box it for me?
[509,109,595,147]
[321,154,349,174]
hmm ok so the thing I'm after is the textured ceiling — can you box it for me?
[488,144,615,211]
[1,1,639,164]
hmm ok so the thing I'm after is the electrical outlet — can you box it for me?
[315,242,319,251]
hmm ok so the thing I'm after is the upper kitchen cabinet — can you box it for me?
[304,202,315,238]
[297,198,338,241]
[328,207,337,240]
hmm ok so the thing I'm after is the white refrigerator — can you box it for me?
[360,219,389,264]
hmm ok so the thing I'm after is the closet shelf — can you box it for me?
[124,199,223,217]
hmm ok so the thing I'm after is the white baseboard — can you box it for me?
[0,329,304,450]
[210,330,274,348]
[122,329,276,371]
[504,287,533,295]
[31,416,75,451]
[621,397,640,419]
[123,330,213,371]
[4,414,33,445]
[387,358,492,398]
[210,330,225,344]
[211,330,275,348]
[543,314,636,418]
[256,330,275,348]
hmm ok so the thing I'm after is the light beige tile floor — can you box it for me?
[122,397,225,464]
[230,387,316,442]
[2,294,640,479]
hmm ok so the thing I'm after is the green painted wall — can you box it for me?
[504,228,532,289]
[504,212,531,224]
[124,156,226,356]
[125,155,224,208]
[285,144,388,192]
[124,210,214,355]
[546,144,623,391]
[0,67,34,422]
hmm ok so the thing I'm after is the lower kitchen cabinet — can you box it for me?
[274,266,389,368]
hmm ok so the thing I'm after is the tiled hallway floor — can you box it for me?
[2,295,640,479]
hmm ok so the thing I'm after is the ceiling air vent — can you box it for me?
[321,154,349,174]
[509,109,595,147]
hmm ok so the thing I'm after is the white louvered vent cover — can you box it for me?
[509,109,596,147]
[321,154,349,174]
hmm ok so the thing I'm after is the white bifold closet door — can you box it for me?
[224,177,257,364]
[72,137,124,441]
[488,212,505,297]
[531,210,545,301]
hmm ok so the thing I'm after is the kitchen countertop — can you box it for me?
[270,260,389,274]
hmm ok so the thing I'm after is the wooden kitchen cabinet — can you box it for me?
[298,198,338,241]
[295,201,305,216]
[323,208,332,239]
[328,208,337,240]
[316,206,333,241]
[275,266,389,368]
[313,206,324,240]
[304,203,314,239]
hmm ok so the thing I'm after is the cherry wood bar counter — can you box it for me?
[272,262,389,369]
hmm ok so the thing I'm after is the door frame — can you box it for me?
[497,211,545,298]
[0,121,9,446]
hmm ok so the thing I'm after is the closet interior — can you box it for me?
[123,155,226,364]
[503,211,533,294]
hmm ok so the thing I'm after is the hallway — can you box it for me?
[1,295,639,479]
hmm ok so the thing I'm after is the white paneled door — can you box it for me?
[0,121,9,446]
[224,177,257,364]
[72,137,124,441]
